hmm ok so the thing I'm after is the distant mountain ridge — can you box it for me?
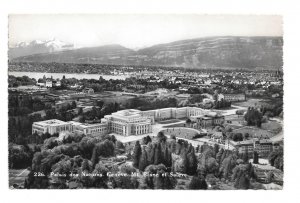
[10,36,283,70]
[9,38,74,59]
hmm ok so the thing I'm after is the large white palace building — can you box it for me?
[32,107,221,136]
[101,109,152,136]
[32,119,108,136]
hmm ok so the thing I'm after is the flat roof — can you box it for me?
[68,121,106,128]
[34,119,68,126]
[112,109,142,117]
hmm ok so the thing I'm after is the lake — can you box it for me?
[8,71,129,81]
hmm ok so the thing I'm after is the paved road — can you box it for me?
[269,117,284,142]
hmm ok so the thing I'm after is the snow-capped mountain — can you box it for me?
[11,36,283,70]
[9,38,74,59]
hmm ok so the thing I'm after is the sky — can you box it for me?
[8,14,283,49]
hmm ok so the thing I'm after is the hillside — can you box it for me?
[10,36,283,70]
[9,39,74,59]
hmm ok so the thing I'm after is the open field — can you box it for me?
[101,95,135,105]
[93,92,136,105]
[235,98,270,108]
[232,126,274,138]
[261,120,282,134]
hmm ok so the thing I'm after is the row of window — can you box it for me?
[32,126,45,132]
[90,127,107,134]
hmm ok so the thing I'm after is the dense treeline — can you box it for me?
[24,133,121,188]
[268,146,284,171]
[9,62,185,74]
[21,132,181,189]
[9,143,41,169]
[8,90,120,144]
[12,129,282,189]
[63,76,179,93]
[78,102,119,122]
[8,75,36,87]
[213,99,232,109]
[9,93,50,116]
[244,107,263,127]
[260,98,283,118]
[131,132,260,189]
[125,97,177,111]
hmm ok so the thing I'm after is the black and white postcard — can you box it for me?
[7,14,284,190]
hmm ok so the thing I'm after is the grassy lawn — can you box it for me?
[235,98,270,108]
[232,126,274,138]
[261,121,282,134]
[102,95,135,105]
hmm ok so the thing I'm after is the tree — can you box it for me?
[154,143,163,165]
[44,137,58,149]
[244,133,250,140]
[115,140,125,154]
[91,140,115,166]
[232,164,251,189]
[110,163,139,189]
[79,136,98,160]
[45,108,57,120]
[92,161,109,188]
[186,147,198,175]
[132,141,142,168]
[139,148,148,171]
[173,151,188,174]
[81,159,92,172]
[78,107,83,115]
[110,135,117,143]
[163,145,172,167]
[79,115,85,123]
[213,92,218,101]
[96,100,104,108]
[142,135,152,145]
[244,107,263,127]
[253,151,259,164]
[232,133,243,142]
[219,155,236,179]
[186,118,192,125]
[157,131,166,143]
[274,156,284,171]
[142,164,176,189]
[242,148,249,163]
[205,157,219,174]
[216,148,224,164]
[214,144,220,155]
[188,176,208,189]
[268,147,283,171]
[71,101,77,109]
